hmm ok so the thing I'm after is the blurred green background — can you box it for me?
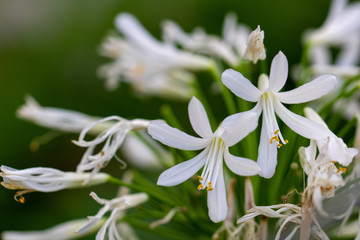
[0,0,330,238]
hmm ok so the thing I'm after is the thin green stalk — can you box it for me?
[107,176,181,207]
[209,64,237,115]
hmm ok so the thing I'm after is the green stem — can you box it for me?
[107,176,181,206]
[209,64,237,115]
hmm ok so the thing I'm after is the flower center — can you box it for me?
[261,92,288,148]
[197,137,225,191]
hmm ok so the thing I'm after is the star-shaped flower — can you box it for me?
[148,96,261,222]
[222,51,337,178]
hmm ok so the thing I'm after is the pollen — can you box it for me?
[15,195,25,204]
[197,176,204,181]
[270,136,279,144]
[277,143,283,148]
[207,182,213,191]
[197,184,203,190]
[337,167,346,174]
[274,129,280,134]
[285,140,289,144]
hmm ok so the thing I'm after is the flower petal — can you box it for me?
[207,162,228,223]
[148,120,211,150]
[276,74,336,104]
[220,111,259,147]
[274,101,329,140]
[224,149,261,176]
[257,119,278,178]
[157,148,208,186]
[269,51,288,92]
[221,69,262,102]
[188,97,213,139]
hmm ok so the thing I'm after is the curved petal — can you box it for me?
[207,163,228,223]
[220,111,259,147]
[257,118,278,178]
[224,149,261,176]
[269,51,288,92]
[188,97,213,138]
[274,101,329,140]
[148,120,211,150]
[157,148,208,186]
[276,74,336,104]
[221,69,262,102]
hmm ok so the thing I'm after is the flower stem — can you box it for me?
[209,63,237,115]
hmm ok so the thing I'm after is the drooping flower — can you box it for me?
[76,192,148,240]
[17,95,97,133]
[0,165,109,201]
[242,25,266,64]
[303,107,358,167]
[148,96,261,222]
[222,51,336,178]
[2,218,104,240]
[73,116,150,184]
[99,13,213,99]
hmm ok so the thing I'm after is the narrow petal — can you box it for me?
[115,13,163,53]
[276,74,336,104]
[274,101,329,140]
[224,149,261,176]
[207,163,228,223]
[188,97,213,138]
[148,120,210,150]
[257,119,278,178]
[269,51,288,92]
[221,69,262,102]
[220,111,259,147]
[157,148,208,186]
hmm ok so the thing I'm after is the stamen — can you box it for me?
[207,182,213,191]
[337,167,346,174]
[15,195,25,204]
[197,184,203,190]
[285,140,288,144]
[277,143,282,148]
[274,129,279,134]
[331,161,337,164]
[197,176,203,181]
[270,136,279,144]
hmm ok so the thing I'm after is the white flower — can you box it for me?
[222,51,336,178]
[73,116,150,184]
[163,13,252,67]
[77,192,148,240]
[242,25,266,64]
[0,165,108,195]
[148,96,261,222]
[305,0,360,78]
[2,218,104,240]
[222,13,251,60]
[99,13,212,99]
[17,95,98,133]
[303,107,358,167]
[305,0,360,46]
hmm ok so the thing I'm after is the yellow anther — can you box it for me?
[277,143,283,147]
[207,187,213,191]
[337,167,346,174]
[197,176,204,181]
[197,184,203,190]
[270,136,279,144]
[15,195,25,204]
[285,140,289,144]
[9,184,13,189]
[274,129,280,134]
[331,161,337,164]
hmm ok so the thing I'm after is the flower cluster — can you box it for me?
[2,3,360,240]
